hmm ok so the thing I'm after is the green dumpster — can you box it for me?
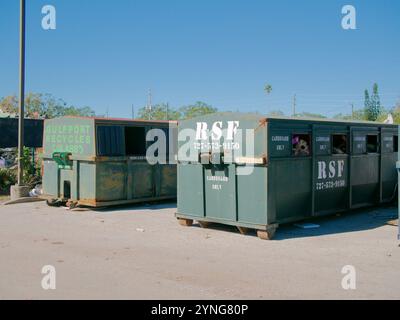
[41,116,177,208]
[175,112,398,240]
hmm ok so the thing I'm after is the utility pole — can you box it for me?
[351,103,354,119]
[18,0,26,186]
[166,103,169,120]
[11,0,29,200]
[147,89,152,120]
[131,104,135,119]
[292,94,297,117]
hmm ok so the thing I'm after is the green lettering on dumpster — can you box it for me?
[45,124,92,155]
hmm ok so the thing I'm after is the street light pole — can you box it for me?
[10,0,28,201]
[17,0,26,186]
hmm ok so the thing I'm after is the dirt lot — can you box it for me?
[0,200,399,300]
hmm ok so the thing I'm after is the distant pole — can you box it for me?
[17,0,26,186]
[147,89,152,120]
[131,104,134,119]
[292,94,297,117]
[351,103,354,119]
[166,103,169,120]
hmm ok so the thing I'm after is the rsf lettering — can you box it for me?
[318,160,345,179]
[316,160,346,191]
[196,121,240,140]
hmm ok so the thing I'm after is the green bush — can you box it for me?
[0,147,42,194]
[21,147,42,188]
[0,168,17,194]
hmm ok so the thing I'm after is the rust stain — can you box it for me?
[78,199,97,206]
[255,118,268,132]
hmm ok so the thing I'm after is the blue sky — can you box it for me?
[1,0,399,118]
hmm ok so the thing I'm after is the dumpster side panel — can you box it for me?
[204,164,236,221]
[159,164,177,197]
[314,155,349,214]
[131,163,154,198]
[177,163,204,218]
[237,166,268,225]
[382,153,397,201]
[96,161,127,202]
[42,160,59,197]
[351,155,380,206]
[268,159,312,224]
[78,162,96,201]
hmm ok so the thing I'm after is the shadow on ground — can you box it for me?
[69,200,398,240]
[191,206,398,240]
[78,199,177,214]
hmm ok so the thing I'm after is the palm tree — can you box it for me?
[264,84,273,113]
[264,84,272,95]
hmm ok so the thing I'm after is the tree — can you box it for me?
[0,95,18,115]
[178,101,217,120]
[295,112,326,119]
[0,93,95,118]
[264,84,273,112]
[334,109,366,121]
[267,110,285,117]
[364,83,382,121]
[388,101,400,124]
[137,101,218,120]
[264,84,272,95]
[137,103,180,121]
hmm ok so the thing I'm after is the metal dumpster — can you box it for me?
[41,116,177,208]
[175,112,398,239]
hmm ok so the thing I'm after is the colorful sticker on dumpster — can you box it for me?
[315,159,347,191]
[45,124,92,155]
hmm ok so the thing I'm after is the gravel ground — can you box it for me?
[0,201,399,300]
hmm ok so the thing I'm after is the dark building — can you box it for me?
[0,118,44,148]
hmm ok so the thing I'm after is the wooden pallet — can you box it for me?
[177,218,277,240]
[387,219,399,227]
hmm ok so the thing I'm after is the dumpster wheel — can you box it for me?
[257,225,277,240]
[237,227,250,235]
[198,221,211,228]
[66,200,79,210]
[46,198,63,207]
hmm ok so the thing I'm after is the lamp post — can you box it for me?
[11,0,29,200]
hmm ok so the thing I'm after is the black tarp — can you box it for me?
[0,118,44,148]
